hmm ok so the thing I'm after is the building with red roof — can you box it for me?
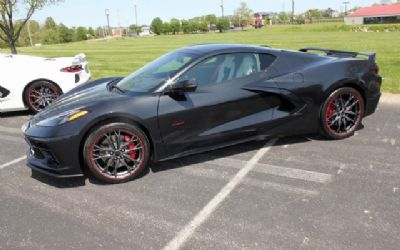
[344,4,400,25]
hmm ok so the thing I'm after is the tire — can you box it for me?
[320,87,364,140]
[24,80,62,113]
[83,122,150,184]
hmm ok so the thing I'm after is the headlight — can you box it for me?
[36,109,89,127]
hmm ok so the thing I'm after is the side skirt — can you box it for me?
[157,134,271,162]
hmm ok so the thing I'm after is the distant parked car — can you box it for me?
[0,53,90,113]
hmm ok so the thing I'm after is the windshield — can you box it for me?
[116,51,197,92]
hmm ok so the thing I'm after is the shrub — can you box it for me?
[216,18,230,33]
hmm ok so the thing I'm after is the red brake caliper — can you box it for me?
[124,135,136,160]
[326,102,335,119]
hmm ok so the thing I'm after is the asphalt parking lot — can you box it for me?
[0,96,399,250]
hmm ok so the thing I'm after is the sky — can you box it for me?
[29,0,381,28]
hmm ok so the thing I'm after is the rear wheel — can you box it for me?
[83,123,150,184]
[321,87,364,139]
[24,80,61,113]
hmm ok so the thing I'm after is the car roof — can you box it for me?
[177,43,274,55]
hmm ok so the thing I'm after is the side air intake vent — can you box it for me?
[0,85,10,98]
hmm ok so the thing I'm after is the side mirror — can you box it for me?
[170,79,197,94]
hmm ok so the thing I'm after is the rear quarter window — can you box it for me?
[259,54,276,70]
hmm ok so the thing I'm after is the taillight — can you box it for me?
[369,65,379,75]
[61,65,83,73]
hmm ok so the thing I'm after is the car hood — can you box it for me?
[33,77,124,120]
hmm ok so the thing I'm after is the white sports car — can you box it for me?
[0,53,91,113]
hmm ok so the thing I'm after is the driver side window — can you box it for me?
[181,53,270,87]
[155,56,192,74]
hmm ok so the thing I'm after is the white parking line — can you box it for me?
[163,138,278,250]
[0,156,27,170]
[207,157,333,184]
[182,167,319,197]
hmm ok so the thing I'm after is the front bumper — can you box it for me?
[25,134,84,178]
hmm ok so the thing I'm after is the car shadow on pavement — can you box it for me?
[29,134,326,188]
[150,134,317,173]
[0,110,32,118]
[31,170,87,188]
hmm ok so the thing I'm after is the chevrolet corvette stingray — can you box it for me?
[0,53,90,113]
[24,44,382,183]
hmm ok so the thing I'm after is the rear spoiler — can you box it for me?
[299,47,376,63]
[72,53,87,65]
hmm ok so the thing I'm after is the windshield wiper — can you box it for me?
[108,79,126,93]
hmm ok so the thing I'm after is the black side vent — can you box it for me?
[0,85,10,98]
[75,74,80,83]
[277,96,296,113]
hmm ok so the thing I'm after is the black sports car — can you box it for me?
[24,44,382,183]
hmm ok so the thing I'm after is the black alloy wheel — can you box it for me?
[83,123,150,184]
[321,87,364,139]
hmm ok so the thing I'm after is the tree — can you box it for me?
[233,2,253,27]
[0,0,61,54]
[216,18,230,33]
[75,26,88,41]
[188,20,199,33]
[17,19,40,46]
[87,27,95,39]
[95,26,104,38]
[198,22,209,32]
[181,20,190,34]
[322,8,335,18]
[42,17,58,44]
[170,18,180,35]
[161,22,171,35]
[42,28,58,44]
[150,17,163,35]
[181,20,199,34]
[129,24,142,35]
[58,23,73,43]
[277,12,289,24]
[307,9,322,22]
[205,14,217,29]
[44,16,57,30]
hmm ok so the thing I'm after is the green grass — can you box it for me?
[3,23,400,93]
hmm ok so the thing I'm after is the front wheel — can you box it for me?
[321,87,364,140]
[83,123,150,184]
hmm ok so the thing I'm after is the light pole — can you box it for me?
[105,9,111,37]
[134,1,138,27]
[291,0,295,24]
[343,1,350,16]
[220,0,224,18]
